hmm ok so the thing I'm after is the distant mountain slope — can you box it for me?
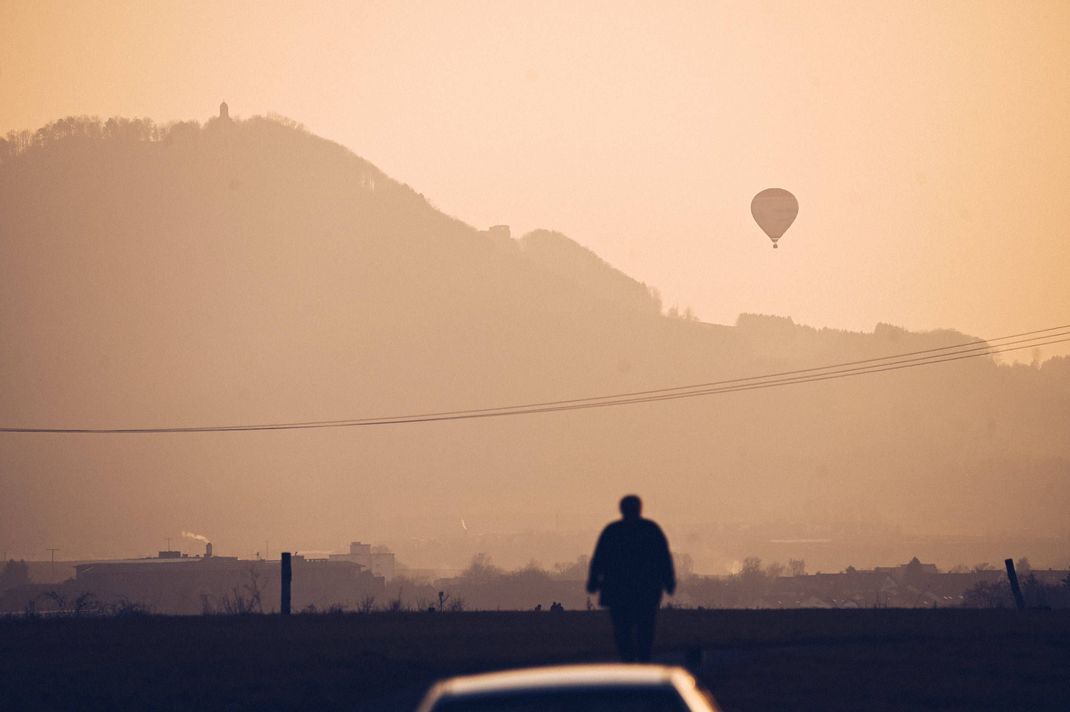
[1,114,1067,564]
[518,229,662,315]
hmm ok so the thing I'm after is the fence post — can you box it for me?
[1004,558,1025,610]
[281,552,292,616]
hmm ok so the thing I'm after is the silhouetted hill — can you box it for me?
[1,114,1068,568]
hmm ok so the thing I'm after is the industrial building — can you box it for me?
[1,542,386,615]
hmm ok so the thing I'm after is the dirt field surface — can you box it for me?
[1,609,1067,711]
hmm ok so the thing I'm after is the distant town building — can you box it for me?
[329,541,396,580]
[480,225,514,255]
[874,557,938,579]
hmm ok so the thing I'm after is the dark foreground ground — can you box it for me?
[1,609,1068,711]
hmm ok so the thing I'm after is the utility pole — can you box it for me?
[47,548,59,578]
[166,537,172,552]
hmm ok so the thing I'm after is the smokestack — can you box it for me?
[205,542,213,558]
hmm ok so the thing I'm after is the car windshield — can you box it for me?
[432,686,690,712]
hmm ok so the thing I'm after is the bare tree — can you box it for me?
[357,595,376,614]
[765,561,786,579]
[73,592,99,617]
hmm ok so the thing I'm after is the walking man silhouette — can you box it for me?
[587,495,675,662]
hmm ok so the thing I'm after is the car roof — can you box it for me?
[437,664,689,697]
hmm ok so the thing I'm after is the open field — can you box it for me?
[1,609,1068,711]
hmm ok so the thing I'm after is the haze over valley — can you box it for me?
[2,114,1067,573]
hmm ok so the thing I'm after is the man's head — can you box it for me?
[619,495,642,520]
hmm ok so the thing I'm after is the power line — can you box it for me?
[0,328,1066,434]
[209,326,1070,428]
[306,335,1069,426]
[70,324,1070,431]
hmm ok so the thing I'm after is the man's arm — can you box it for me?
[658,526,676,595]
[587,529,608,593]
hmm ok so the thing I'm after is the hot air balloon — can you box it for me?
[751,188,798,248]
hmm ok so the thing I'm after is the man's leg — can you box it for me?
[609,606,636,662]
[635,605,657,663]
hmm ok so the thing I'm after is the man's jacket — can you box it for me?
[588,518,675,608]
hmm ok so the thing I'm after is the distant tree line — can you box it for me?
[0,112,308,165]
[383,554,1070,611]
[0,560,30,592]
[962,559,1070,609]
[2,116,169,162]
[373,554,807,612]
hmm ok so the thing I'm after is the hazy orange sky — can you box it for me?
[3,0,1068,355]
